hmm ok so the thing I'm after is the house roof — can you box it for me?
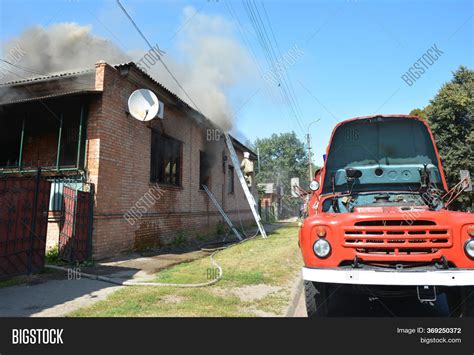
[0,69,98,105]
[0,61,256,155]
[230,135,257,160]
[114,62,190,109]
[0,68,95,87]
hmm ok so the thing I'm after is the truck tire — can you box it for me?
[446,289,462,317]
[304,281,331,317]
[461,287,474,317]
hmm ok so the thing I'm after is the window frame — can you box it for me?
[150,131,183,187]
[199,150,211,190]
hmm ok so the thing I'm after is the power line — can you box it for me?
[116,0,202,113]
[224,1,280,107]
[256,0,305,126]
[245,0,304,133]
[226,0,295,128]
[242,0,305,135]
[261,0,305,120]
[0,59,45,76]
[115,0,164,56]
[243,1,291,111]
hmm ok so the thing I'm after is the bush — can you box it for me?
[172,232,187,247]
[45,247,60,264]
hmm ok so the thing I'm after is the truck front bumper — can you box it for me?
[302,266,474,286]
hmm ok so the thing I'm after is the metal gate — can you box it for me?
[58,185,94,263]
[0,171,51,278]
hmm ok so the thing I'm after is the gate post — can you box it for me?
[87,183,95,260]
[27,168,41,274]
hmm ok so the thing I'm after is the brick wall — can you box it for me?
[21,131,57,168]
[88,63,255,259]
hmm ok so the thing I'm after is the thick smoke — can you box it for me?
[0,7,254,129]
[133,6,255,129]
[1,23,129,74]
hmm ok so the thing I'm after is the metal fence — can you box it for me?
[0,170,51,278]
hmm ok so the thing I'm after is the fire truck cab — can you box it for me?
[299,115,474,317]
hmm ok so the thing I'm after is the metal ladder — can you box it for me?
[202,184,243,241]
[224,133,267,238]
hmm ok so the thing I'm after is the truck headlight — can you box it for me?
[465,239,474,259]
[310,180,320,191]
[313,238,331,258]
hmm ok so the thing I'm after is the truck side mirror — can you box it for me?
[460,170,472,192]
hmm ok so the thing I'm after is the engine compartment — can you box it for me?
[321,191,444,213]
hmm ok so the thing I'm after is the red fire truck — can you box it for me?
[299,114,474,317]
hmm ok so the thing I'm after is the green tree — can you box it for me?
[424,66,473,210]
[254,132,310,196]
[409,108,426,120]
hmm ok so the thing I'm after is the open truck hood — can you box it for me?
[322,116,445,194]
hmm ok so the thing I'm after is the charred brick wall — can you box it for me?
[88,62,255,259]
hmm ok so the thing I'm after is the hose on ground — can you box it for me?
[45,249,222,288]
[44,228,264,288]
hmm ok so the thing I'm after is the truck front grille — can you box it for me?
[343,220,451,256]
[354,220,436,226]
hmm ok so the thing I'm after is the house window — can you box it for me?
[199,151,210,189]
[150,131,182,186]
[227,165,234,194]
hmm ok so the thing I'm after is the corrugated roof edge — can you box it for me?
[1,90,100,106]
[0,68,96,87]
[115,62,257,158]
[114,62,190,109]
[0,61,256,157]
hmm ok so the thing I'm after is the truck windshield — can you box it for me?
[322,116,443,194]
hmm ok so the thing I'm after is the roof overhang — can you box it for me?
[0,70,99,106]
[0,62,258,158]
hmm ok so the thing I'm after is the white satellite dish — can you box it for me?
[128,89,161,121]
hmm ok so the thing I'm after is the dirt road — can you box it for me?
[0,277,122,317]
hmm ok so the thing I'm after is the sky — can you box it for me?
[0,0,473,166]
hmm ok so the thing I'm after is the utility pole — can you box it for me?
[257,146,261,173]
[306,133,312,180]
[306,118,321,181]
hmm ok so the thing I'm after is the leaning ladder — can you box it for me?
[202,184,243,241]
[224,133,267,238]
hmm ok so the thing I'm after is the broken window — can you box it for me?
[199,150,210,189]
[227,165,234,194]
[0,97,87,172]
[150,132,182,186]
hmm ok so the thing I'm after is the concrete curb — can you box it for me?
[284,272,303,317]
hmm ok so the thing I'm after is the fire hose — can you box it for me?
[45,227,261,288]
[45,248,223,288]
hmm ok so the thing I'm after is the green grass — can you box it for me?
[69,224,302,317]
[0,276,27,289]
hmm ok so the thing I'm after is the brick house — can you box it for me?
[0,61,257,259]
